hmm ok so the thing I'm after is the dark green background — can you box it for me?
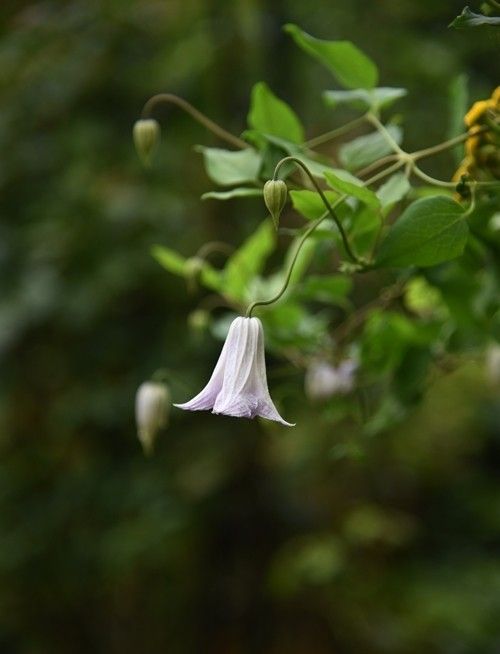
[1,1,500,652]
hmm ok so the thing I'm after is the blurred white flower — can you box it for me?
[135,381,170,454]
[305,359,357,401]
[486,343,500,385]
[175,316,293,426]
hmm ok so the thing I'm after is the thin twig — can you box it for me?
[142,93,248,150]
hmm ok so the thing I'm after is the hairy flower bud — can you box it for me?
[263,179,287,229]
[133,118,160,166]
[135,381,170,454]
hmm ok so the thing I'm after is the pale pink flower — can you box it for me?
[174,317,294,426]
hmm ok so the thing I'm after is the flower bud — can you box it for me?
[133,118,160,166]
[135,381,170,455]
[263,179,287,229]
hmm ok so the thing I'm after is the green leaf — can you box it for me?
[449,6,500,28]
[376,173,411,210]
[339,125,402,170]
[323,87,407,112]
[201,188,263,201]
[265,236,318,301]
[350,205,382,254]
[196,146,261,186]
[404,276,448,319]
[324,171,380,208]
[283,237,317,285]
[361,309,436,376]
[151,245,186,275]
[296,274,353,303]
[223,220,275,299]
[152,245,223,292]
[261,302,329,350]
[248,82,305,144]
[249,132,343,181]
[284,23,378,89]
[376,196,469,267]
[289,189,339,220]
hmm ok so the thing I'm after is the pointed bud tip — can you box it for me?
[263,179,287,229]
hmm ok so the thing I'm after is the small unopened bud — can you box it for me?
[135,381,170,455]
[305,359,357,402]
[263,179,287,229]
[133,118,160,166]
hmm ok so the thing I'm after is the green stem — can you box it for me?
[366,112,407,156]
[410,165,456,188]
[462,184,477,217]
[141,93,248,150]
[245,159,403,318]
[196,241,234,260]
[273,156,359,264]
[411,162,500,190]
[362,159,405,185]
[356,153,400,178]
[246,208,331,317]
[411,128,487,161]
[304,115,366,149]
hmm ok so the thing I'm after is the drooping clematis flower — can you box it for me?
[174,316,294,426]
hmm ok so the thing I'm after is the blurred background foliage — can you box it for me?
[1,0,500,652]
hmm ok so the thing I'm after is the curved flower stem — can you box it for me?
[246,208,331,317]
[196,241,235,260]
[304,115,367,149]
[463,184,478,217]
[410,165,456,188]
[141,93,248,150]
[273,156,360,264]
[245,160,404,318]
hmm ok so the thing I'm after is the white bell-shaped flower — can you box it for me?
[175,316,294,426]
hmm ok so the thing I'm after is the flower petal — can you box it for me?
[212,317,258,418]
[174,318,238,411]
[175,316,294,426]
[213,317,294,426]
